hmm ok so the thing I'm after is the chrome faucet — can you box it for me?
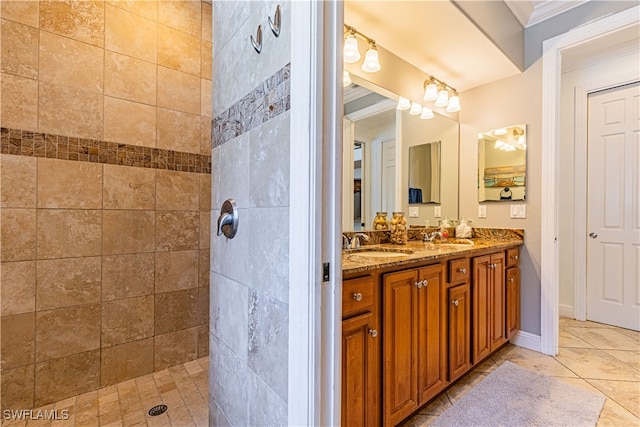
[422,231,444,242]
[350,233,370,249]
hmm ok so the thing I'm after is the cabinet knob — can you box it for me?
[512,255,519,260]
[509,277,515,283]
[352,292,363,301]
[452,300,459,307]
[457,267,467,274]
[423,279,428,287]
[368,329,378,338]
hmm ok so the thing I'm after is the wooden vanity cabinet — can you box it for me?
[506,248,521,339]
[471,252,506,364]
[382,264,446,426]
[341,275,380,427]
[446,257,471,382]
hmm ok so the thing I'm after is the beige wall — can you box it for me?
[0,0,212,409]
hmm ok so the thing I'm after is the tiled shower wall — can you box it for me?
[209,2,290,425]
[0,0,212,409]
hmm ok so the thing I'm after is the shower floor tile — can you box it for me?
[1,358,209,427]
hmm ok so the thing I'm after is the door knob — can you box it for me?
[589,232,598,239]
[217,199,239,239]
[368,329,378,338]
[352,292,363,301]
[452,300,459,307]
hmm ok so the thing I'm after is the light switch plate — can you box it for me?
[478,205,487,218]
[510,204,527,218]
[409,206,419,218]
[434,206,442,218]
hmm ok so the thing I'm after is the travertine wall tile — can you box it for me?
[201,41,212,79]
[210,273,248,363]
[156,169,199,210]
[103,96,157,147]
[155,288,199,335]
[103,164,156,210]
[155,250,199,293]
[201,2,212,42]
[34,350,100,407]
[100,338,154,387]
[200,116,213,155]
[247,367,287,427]
[0,261,36,315]
[1,208,36,262]
[105,4,156,63]
[199,249,210,288]
[36,303,101,362]
[39,30,104,93]
[198,287,209,326]
[36,256,102,311]
[39,82,104,140]
[104,51,157,105]
[158,24,201,76]
[39,0,105,48]
[1,19,39,79]
[200,210,210,249]
[102,210,155,255]
[1,155,37,208]
[102,296,154,347]
[156,108,201,153]
[37,158,103,208]
[1,313,35,369]
[154,327,199,371]
[199,173,212,211]
[158,0,201,38]
[1,365,35,411]
[157,66,201,115]
[1,1,39,27]
[102,253,154,301]
[1,73,38,130]
[155,211,199,251]
[201,79,213,118]
[106,0,157,21]
[37,209,102,259]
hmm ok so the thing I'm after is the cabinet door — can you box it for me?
[489,253,507,351]
[472,255,491,363]
[342,312,379,427]
[506,266,521,339]
[383,269,418,426]
[448,283,471,381]
[416,264,446,405]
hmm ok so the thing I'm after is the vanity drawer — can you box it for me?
[506,247,520,267]
[343,276,374,318]
[449,258,470,283]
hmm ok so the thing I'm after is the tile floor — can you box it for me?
[403,318,640,426]
[2,318,638,426]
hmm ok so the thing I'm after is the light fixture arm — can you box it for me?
[344,25,376,48]
[424,75,457,96]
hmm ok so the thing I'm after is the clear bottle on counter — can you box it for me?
[373,211,388,230]
[390,211,408,244]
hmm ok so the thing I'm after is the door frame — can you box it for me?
[541,5,639,355]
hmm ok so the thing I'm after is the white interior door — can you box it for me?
[586,82,640,331]
[382,139,396,213]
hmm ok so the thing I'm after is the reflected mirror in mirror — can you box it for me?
[478,124,527,202]
[408,141,441,204]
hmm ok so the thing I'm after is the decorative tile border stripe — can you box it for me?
[212,63,291,148]
[0,127,211,174]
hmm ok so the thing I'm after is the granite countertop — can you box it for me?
[342,237,524,275]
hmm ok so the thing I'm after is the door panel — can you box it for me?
[587,82,640,330]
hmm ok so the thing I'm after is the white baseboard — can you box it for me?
[559,304,574,319]
[510,330,541,353]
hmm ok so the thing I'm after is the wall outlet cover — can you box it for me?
[409,206,419,217]
[478,205,487,218]
[434,206,442,217]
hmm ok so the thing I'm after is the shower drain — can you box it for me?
[148,404,168,416]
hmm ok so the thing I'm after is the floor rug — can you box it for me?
[432,361,605,426]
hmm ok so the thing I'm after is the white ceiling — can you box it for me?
[344,1,590,93]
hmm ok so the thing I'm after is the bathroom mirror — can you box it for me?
[342,75,459,231]
[478,124,527,202]
[408,141,441,204]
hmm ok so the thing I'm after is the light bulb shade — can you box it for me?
[343,35,360,63]
[409,102,422,115]
[361,48,381,73]
[397,96,411,110]
[434,89,449,107]
[445,94,461,112]
[423,83,438,101]
[420,107,434,119]
[494,128,507,136]
[343,70,352,87]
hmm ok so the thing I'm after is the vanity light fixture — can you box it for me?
[420,106,434,120]
[397,96,411,110]
[445,92,461,112]
[423,77,438,102]
[423,75,461,112]
[344,25,381,73]
[343,70,352,87]
[409,102,422,115]
[494,128,508,136]
[434,86,449,107]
